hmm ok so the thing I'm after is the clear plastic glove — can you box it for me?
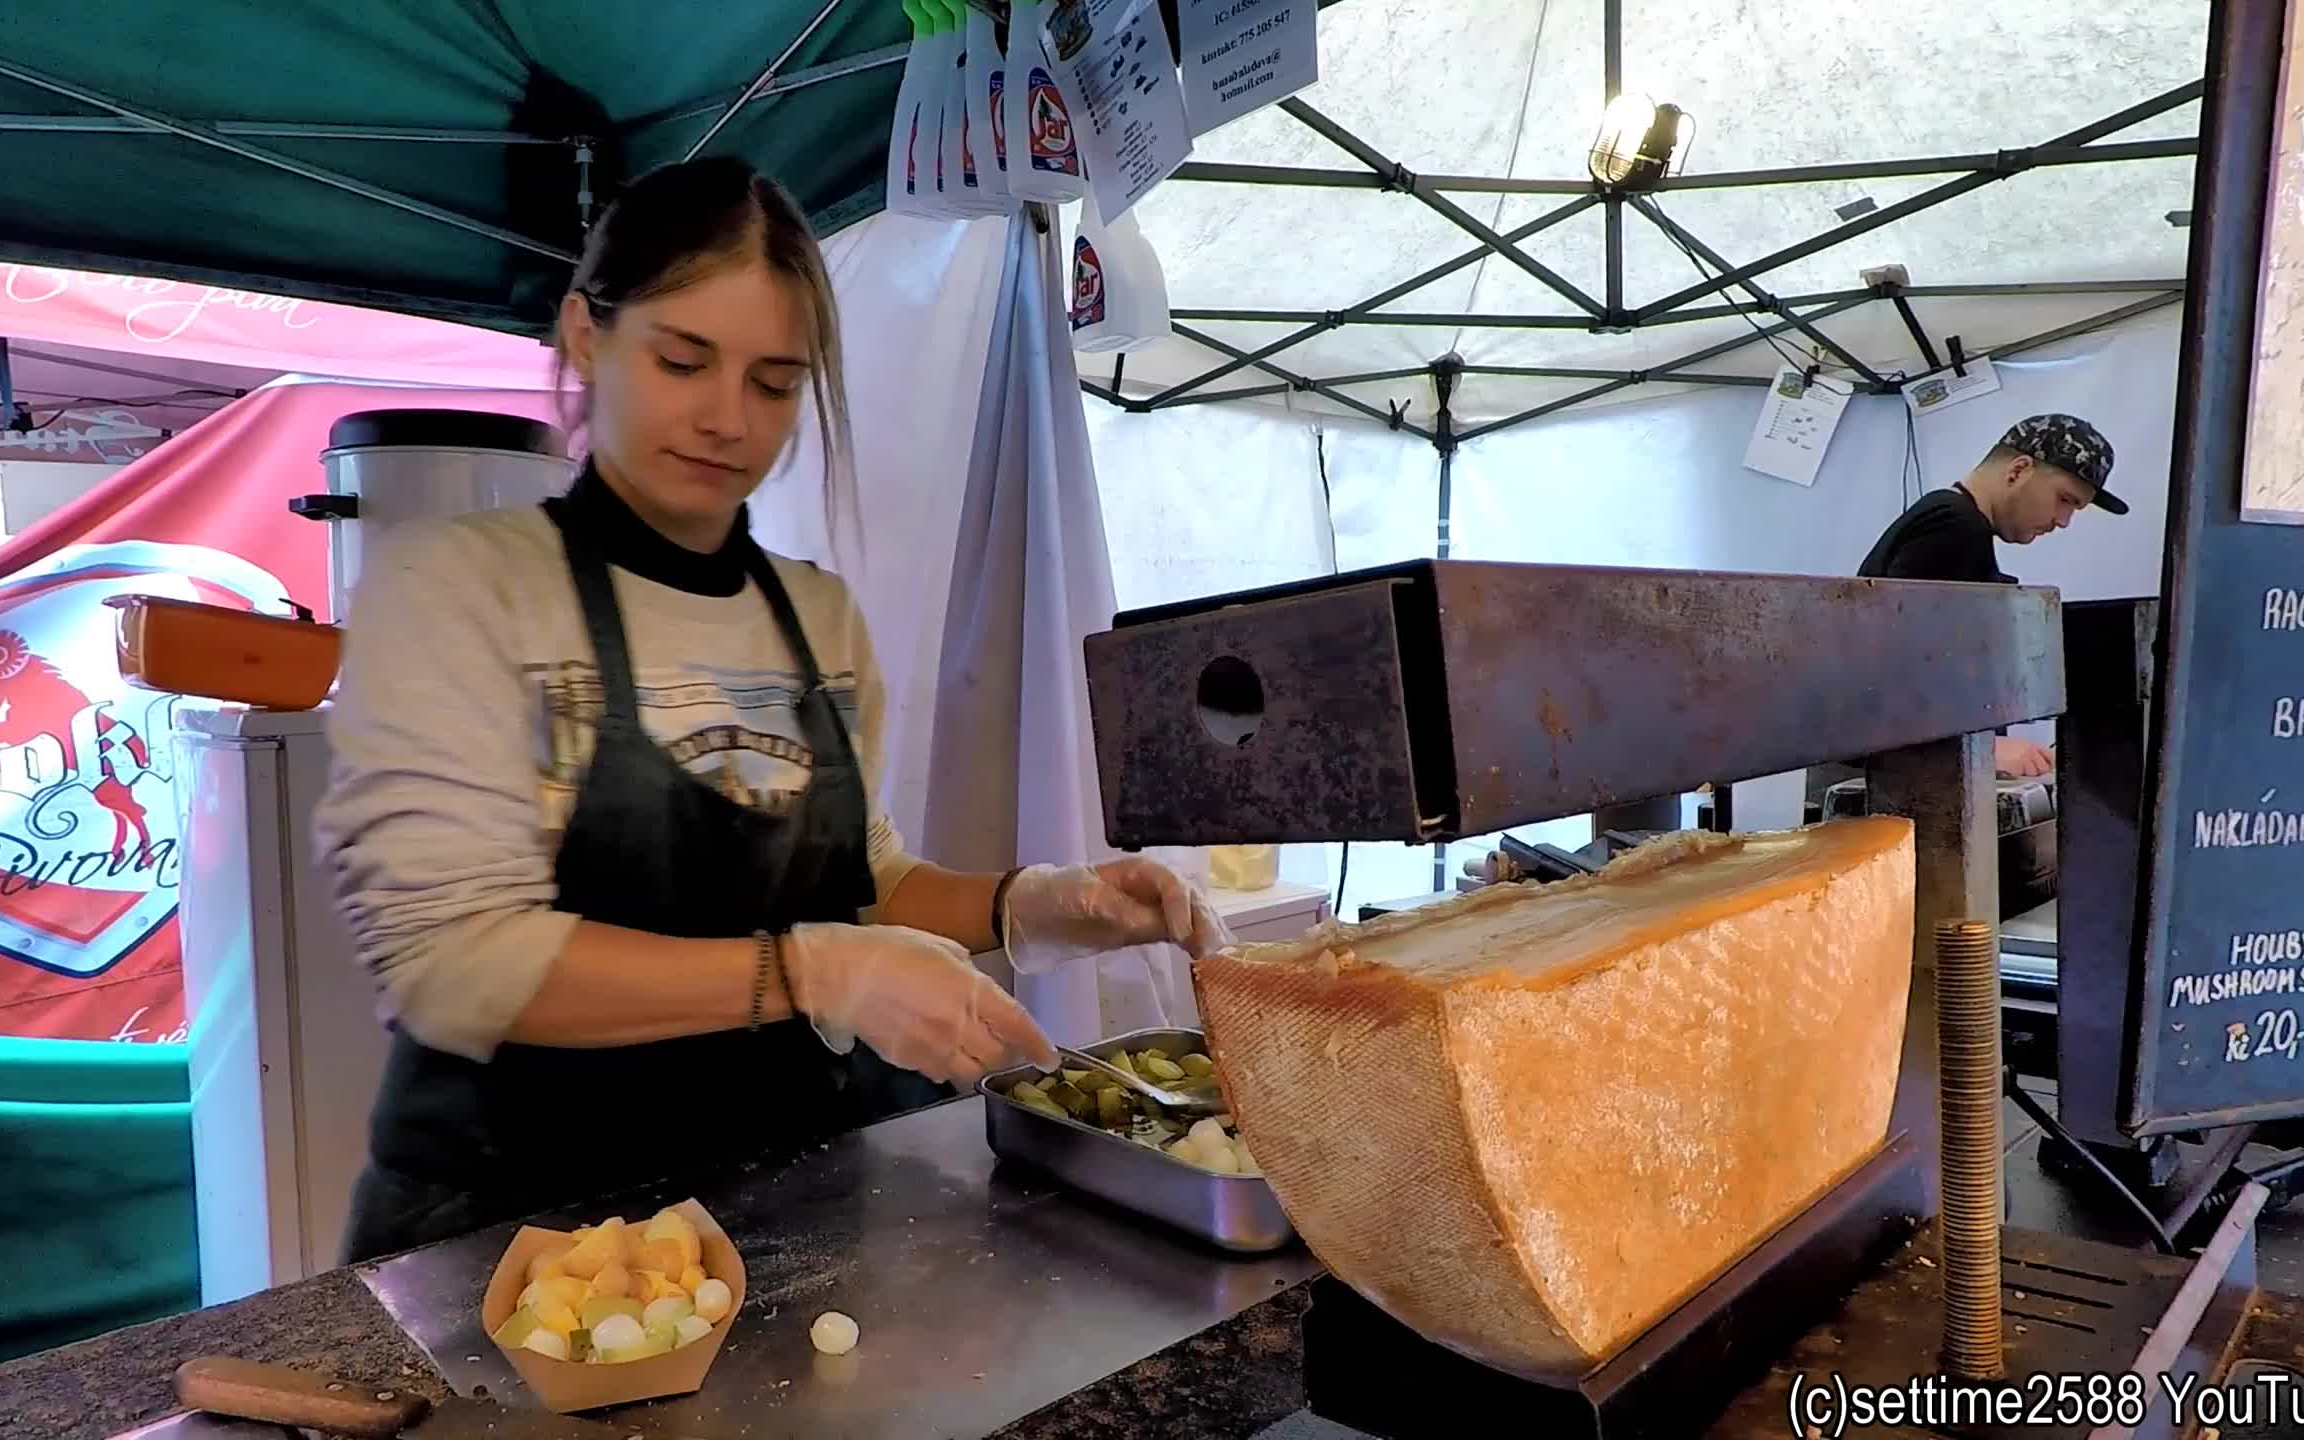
[1002,857,1234,976]
[783,922,1057,1084]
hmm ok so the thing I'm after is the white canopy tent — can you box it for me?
[1101,0,2204,433]
[764,0,2211,926]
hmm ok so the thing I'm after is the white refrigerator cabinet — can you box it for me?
[174,701,386,1303]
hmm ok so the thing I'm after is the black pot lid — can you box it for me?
[326,408,564,456]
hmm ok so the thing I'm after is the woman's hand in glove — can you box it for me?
[783,922,1056,1085]
[1002,858,1233,974]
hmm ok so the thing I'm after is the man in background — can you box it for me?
[1858,413,2126,777]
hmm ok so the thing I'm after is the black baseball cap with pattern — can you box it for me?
[1998,412,2126,515]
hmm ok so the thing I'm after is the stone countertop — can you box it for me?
[0,1095,1323,1440]
[0,1264,1315,1440]
[0,1267,448,1440]
[987,1283,1310,1440]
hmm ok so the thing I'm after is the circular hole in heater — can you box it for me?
[1196,655,1264,747]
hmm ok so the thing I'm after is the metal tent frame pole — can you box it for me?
[0,48,914,146]
[1627,194,1886,384]
[1167,323,1438,438]
[1602,0,1626,322]
[1166,137,2199,197]
[1164,279,2186,331]
[681,0,854,161]
[1280,99,1608,318]
[1633,79,2202,319]
[1097,281,2186,440]
[0,57,578,262]
[1116,62,2203,440]
[1141,194,1598,405]
[1456,292,1877,442]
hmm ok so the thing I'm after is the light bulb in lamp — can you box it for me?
[1588,94,1695,190]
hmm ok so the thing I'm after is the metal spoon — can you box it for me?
[1053,1046,1227,1118]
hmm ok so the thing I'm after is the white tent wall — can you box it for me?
[747,214,1010,852]
[1453,306,2179,595]
[1077,303,2181,919]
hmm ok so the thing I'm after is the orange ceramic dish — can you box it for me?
[106,594,342,711]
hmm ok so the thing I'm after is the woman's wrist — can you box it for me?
[776,927,814,1019]
[989,867,1024,947]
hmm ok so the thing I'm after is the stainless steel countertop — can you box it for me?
[2002,898,2056,948]
[359,1095,1321,1439]
[2000,898,2058,991]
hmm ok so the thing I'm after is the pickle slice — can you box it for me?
[1014,1088,1069,1121]
[580,1297,644,1330]
[1141,1056,1187,1082]
[1095,1086,1127,1128]
[1178,1053,1216,1077]
[492,1306,541,1350]
[1047,1081,1092,1119]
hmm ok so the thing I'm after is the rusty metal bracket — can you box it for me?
[1084,560,2064,847]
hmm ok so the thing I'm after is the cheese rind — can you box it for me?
[1193,818,1914,1380]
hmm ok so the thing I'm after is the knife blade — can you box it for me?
[156,1357,677,1439]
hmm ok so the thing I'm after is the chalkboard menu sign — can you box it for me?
[2128,0,2304,1132]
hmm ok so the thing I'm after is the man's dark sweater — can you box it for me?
[1857,485,2013,584]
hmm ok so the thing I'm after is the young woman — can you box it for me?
[317,158,1223,1262]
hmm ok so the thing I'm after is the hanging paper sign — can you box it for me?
[1743,369,1853,488]
[1902,354,2003,418]
[1177,0,1319,136]
[1041,0,1193,221]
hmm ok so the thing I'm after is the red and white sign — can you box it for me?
[0,379,559,1043]
[0,543,289,1043]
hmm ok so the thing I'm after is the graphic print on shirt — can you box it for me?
[528,659,860,841]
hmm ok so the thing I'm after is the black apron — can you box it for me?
[341,486,947,1264]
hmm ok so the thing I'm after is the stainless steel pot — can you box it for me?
[292,408,570,620]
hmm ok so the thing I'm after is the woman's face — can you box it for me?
[561,255,812,550]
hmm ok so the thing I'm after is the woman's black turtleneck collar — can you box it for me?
[565,458,752,597]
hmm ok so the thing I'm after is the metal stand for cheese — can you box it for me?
[1086,553,2264,1438]
[1078,7,2290,1419]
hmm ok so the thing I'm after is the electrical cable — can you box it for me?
[1901,387,1924,508]
[2004,1066,2177,1253]
[2187,1147,2304,1236]
[1315,426,1351,919]
[1646,196,1854,395]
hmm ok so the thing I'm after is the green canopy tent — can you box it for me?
[0,0,913,334]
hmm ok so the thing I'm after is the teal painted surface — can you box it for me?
[0,1040,200,1362]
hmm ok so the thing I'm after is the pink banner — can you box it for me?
[0,264,557,391]
[0,381,563,1042]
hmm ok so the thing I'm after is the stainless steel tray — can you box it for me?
[978,1026,1298,1254]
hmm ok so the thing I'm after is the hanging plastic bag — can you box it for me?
[920,6,965,215]
[884,0,939,216]
[962,4,1013,211]
[930,0,1006,216]
[1070,190,1171,352]
[923,4,966,214]
[1004,0,1088,202]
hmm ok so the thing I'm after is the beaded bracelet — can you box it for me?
[750,929,781,1030]
[989,867,1024,948]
